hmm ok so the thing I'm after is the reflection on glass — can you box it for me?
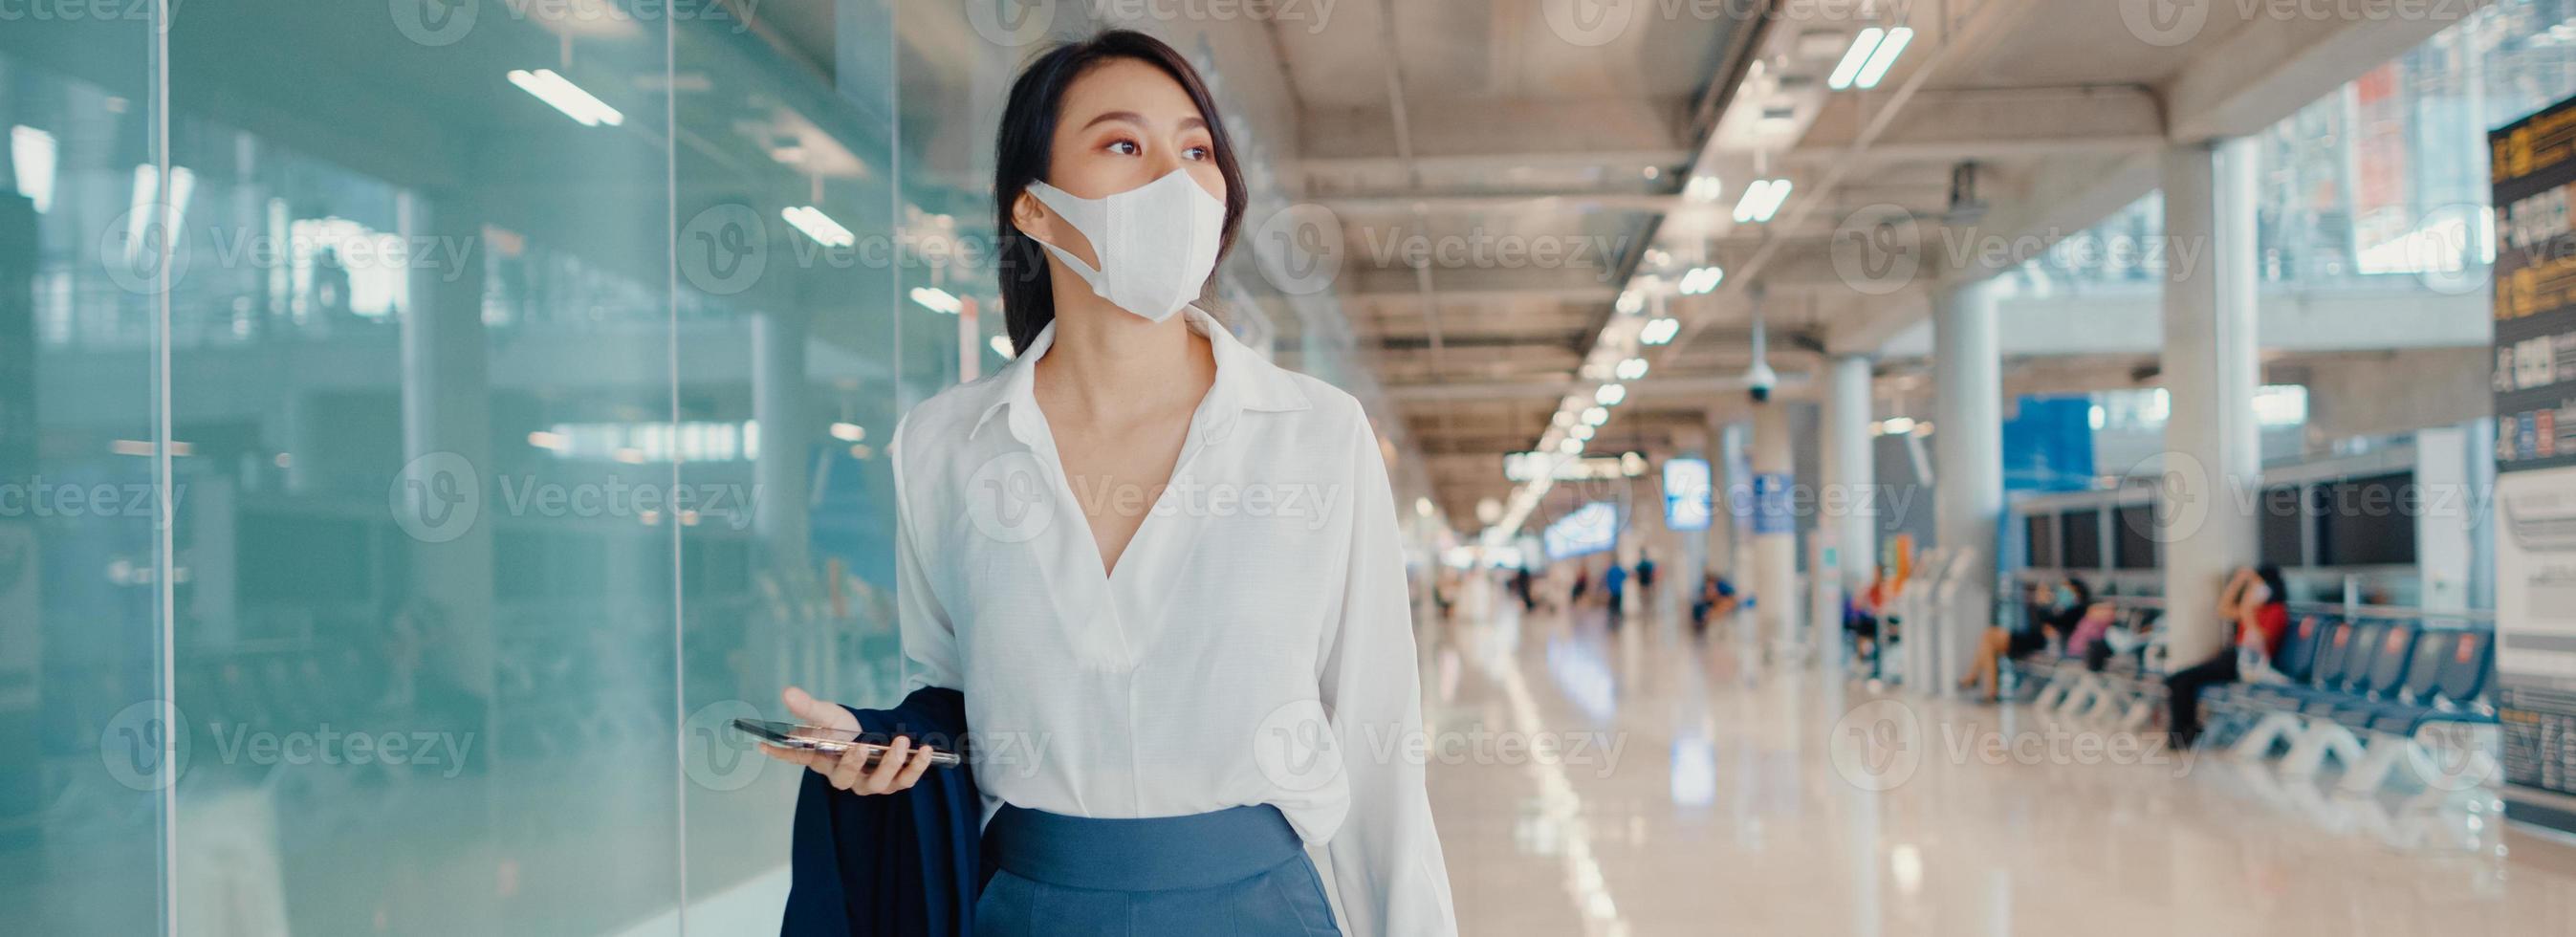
[0,11,164,935]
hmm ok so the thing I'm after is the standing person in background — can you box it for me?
[1569,564,1591,609]
[1512,565,1536,612]
[2165,564,2290,746]
[1604,560,1629,625]
[1635,552,1657,599]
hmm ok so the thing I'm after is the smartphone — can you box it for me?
[732,718,961,769]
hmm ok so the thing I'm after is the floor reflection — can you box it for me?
[1420,577,2572,937]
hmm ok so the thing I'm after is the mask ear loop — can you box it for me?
[1022,182,1107,286]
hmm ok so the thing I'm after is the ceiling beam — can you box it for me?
[1790,85,2165,164]
[1386,372,1812,403]
[1295,148,1692,180]
[2164,3,2486,142]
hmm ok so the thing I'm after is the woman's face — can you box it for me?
[1014,57,1227,270]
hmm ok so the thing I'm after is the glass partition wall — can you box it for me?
[0,3,1393,934]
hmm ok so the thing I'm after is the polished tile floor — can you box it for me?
[1417,581,2576,937]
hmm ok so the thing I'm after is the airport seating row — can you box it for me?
[2011,605,2500,793]
[2203,615,2499,793]
[2018,605,2165,731]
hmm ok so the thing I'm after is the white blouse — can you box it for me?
[886,306,1456,936]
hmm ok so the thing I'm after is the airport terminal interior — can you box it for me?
[7,0,2576,934]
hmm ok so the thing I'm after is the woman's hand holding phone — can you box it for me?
[758,686,940,795]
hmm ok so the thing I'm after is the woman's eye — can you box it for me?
[1184,145,1212,161]
[1106,140,1140,156]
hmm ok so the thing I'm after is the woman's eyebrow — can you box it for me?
[1079,110,1146,131]
[1076,111,1209,134]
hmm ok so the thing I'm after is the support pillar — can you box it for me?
[1821,354,1877,668]
[1672,425,1712,628]
[2158,138,2261,666]
[1752,403,1798,656]
[396,190,494,700]
[1715,420,1748,582]
[1933,278,2002,695]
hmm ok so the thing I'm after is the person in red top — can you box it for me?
[2166,563,2290,746]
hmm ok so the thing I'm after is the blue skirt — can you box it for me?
[974,803,1343,937]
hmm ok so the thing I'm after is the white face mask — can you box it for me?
[1025,168,1225,322]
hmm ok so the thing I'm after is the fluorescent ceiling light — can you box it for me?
[1571,424,1596,441]
[1596,383,1626,406]
[1640,316,1680,345]
[1854,28,1914,90]
[908,286,963,315]
[1583,406,1608,426]
[1733,180,1770,223]
[11,126,55,213]
[1616,357,1649,381]
[508,69,624,127]
[1828,28,1885,91]
[783,205,855,248]
[1734,179,1791,224]
[125,163,194,267]
[1757,180,1793,221]
[1559,437,1583,454]
[1679,265,1723,294]
[1683,175,1722,203]
[1616,290,1643,315]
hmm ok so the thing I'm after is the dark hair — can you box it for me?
[2254,563,2287,607]
[993,30,1248,355]
[2063,576,2092,606]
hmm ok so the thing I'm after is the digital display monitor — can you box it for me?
[2318,472,2418,566]
[2113,503,2159,570]
[2025,513,2058,567]
[1543,501,1619,560]
[2061,509,2103,568]
[1663,458,1713,531]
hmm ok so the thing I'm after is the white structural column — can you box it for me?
[1672,425,1713,626]
[1823,356,1878,588]
[1751,402,1799,655]
[1818,355,1877,669]
[2158,138,2263,666]
[1714,420,1748,580]
[1932,278,2002,694]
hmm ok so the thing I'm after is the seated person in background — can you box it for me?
[1844,568,1887,660]
[2064,600,2122,671]
[1960,576,2097,701]
[1690,572,1739,636]
[2165,564,2290,747]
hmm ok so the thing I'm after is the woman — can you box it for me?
[1957,576,2093,702]
[760,31,1454,937]
[2165,564,2290,746]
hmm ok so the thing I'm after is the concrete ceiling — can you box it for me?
[1203,0,2487,531]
